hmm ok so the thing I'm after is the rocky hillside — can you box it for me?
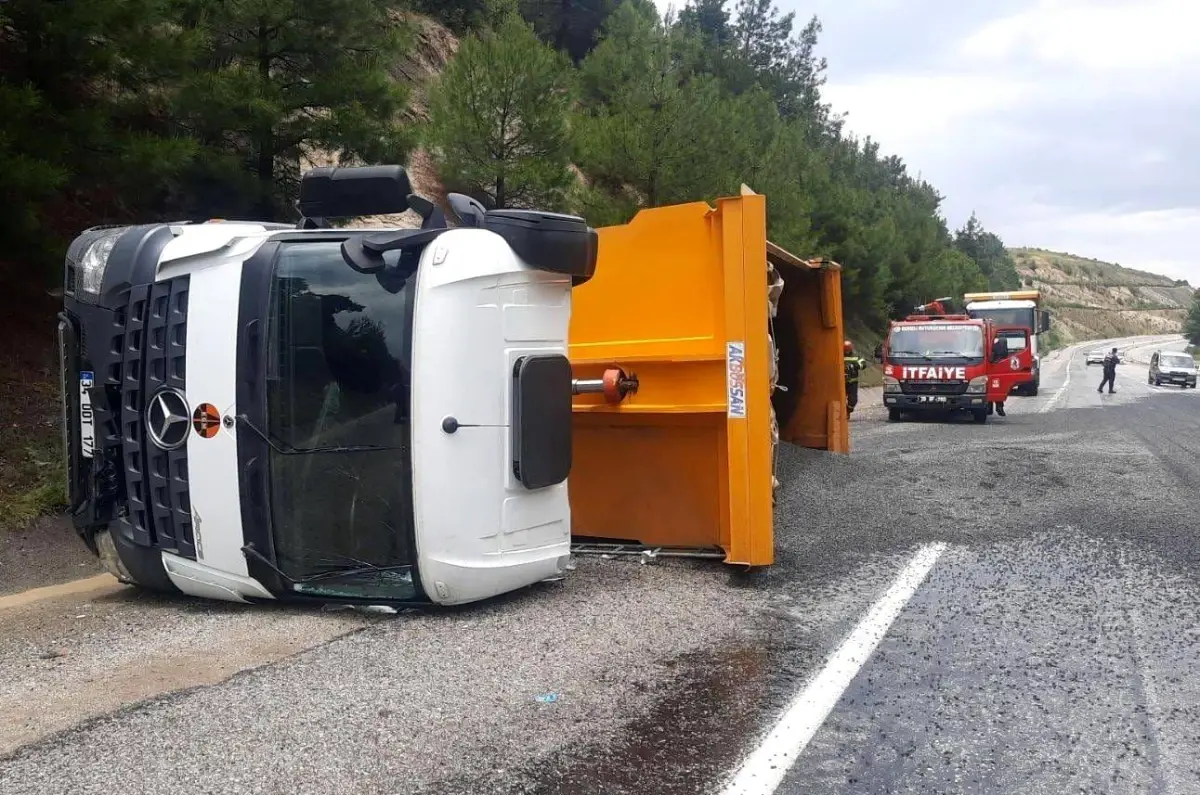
[302,12,459,229]
[1011,248,1193,345]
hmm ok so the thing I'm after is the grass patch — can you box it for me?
[4,446,67,526]
[1039,327,1065,354]
[846,323,884,387]
[0,273,66,531]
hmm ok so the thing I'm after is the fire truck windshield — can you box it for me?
[888,324,985,362]
[263,240,418,598]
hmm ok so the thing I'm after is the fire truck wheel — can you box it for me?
[95,527,179,595]
[887,408,902,422]
[972,409,988,424]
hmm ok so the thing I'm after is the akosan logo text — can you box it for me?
[727,341,747,418]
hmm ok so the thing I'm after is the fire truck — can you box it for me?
[963,290,1051,396]
[876,298,1034,423]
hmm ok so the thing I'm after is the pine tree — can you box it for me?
[168,0,412,220]
[410,0,491,32]
[954,213,1021,291]
[575,1,766,210]
[0,0,198,265]
[519,0,631,62]
[1184,290,1200,346]
[426,11,574,209]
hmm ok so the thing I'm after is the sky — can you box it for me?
[649,0,1200,283]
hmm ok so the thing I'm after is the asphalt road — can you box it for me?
[2,334,1199,794]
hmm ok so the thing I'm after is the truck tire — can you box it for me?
[972,409,988,424]
[1027,379,1039,397]
[95,527,178,595]
[887,408,902,422]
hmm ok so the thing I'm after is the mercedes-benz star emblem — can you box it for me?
[146,389,191,450]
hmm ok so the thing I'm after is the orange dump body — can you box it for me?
[567,192,848,566]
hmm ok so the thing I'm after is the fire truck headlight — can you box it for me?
[883,376,901,393]
[966,375,988,394]
[78,229,124,298]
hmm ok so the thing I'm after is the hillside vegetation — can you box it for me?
[0,0,1027,526]
[1010,248,1192,346]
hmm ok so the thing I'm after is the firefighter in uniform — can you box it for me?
[844,341,867,415]
[987,335,1007,417]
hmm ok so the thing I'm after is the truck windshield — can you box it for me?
[888,324,984,362]
[968,306,1035,329]
[264,240,417,599]
[1160,353,1193,369]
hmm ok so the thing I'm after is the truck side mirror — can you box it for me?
[1038,309,1052,333]
[873,344,883,362]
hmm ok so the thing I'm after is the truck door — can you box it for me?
[987,326,1033,401]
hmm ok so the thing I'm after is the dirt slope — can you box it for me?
[301,11,459,229]
[1011,247,1193,345]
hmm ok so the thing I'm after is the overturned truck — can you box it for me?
[58,166,847,607]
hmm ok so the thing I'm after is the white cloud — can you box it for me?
[817,0,1200,280]
[822,73,1034,149]
[645,0,1200,281]
[1002,205,1200,282]
[958,0,1200,77]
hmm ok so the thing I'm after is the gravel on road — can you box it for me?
[4,335,1199,795]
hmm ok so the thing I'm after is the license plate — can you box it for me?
[79,371,95,459]
[918,395,948,403]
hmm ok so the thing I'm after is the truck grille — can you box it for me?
[902,381,968,395]
[118,276,196,558]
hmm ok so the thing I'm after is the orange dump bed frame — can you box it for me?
[567,191,848,566]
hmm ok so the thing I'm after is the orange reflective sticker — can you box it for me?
[192,403,221,439]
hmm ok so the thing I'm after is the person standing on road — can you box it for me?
[987,335,1008,417]
[1098,347,1120,393]
[844,340,867,415]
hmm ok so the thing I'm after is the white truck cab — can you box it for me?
[59,165,597,606]
[964,290,1051,396]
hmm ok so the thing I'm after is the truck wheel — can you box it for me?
[95,527,178,595]
[1027,381,1039,397]
[972,409,988,424]
[887,408,902,422]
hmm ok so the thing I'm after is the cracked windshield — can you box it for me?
[3,0,1198,793]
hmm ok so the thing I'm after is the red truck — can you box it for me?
[876,299,1033,424]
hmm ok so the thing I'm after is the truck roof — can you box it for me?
[964,290,1040,303]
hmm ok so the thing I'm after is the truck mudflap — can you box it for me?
[566,191,847,567]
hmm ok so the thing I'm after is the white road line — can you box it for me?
[1040,346,1076,413]
[719,542,947,795]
